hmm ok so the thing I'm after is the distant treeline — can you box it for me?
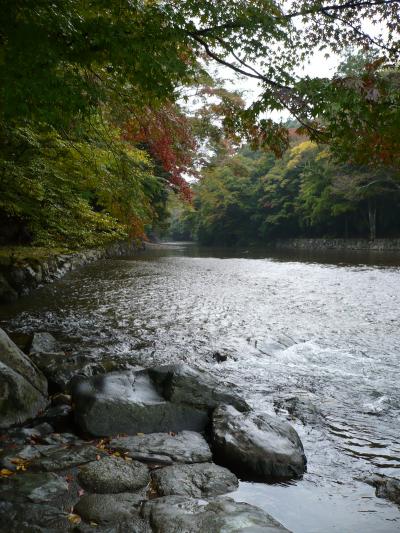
[168,140,400,245]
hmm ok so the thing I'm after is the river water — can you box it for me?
[1,242,400,532]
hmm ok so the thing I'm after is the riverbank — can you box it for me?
[273,237,400,251]
[0,327,307,531]
[0,240,143,304]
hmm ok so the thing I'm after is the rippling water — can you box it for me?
[1,242,400,532]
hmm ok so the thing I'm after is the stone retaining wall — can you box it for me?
[273,238,400,252]
[0,240,143,304]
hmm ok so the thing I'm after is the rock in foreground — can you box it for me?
[74,492,149,529]
[142,496,291,532]
[0,327,48,428]
[148,363,249,412]
[72,371,208,436]
[78,456,149,493]
[212,405,307,481]
[151,462,238,498]
[109,431,212,465]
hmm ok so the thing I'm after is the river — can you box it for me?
[1,242,400,532]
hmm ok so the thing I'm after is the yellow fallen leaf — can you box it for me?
[90,522,98,527]
[68,513,81,524]
[11,457,30,471]
[0,469,14,477]
[136,432,145,437]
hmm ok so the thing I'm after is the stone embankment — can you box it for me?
[0,327,308,531]
[0,240,143,304]
[273,238,400,251]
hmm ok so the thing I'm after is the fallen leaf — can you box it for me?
[136,432,145,437]
[67,513,81,525]
[78,488,85,497]
[0,469,14,477]
[95,454,101,461]
[11,457,30,471]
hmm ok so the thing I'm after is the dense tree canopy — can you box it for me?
[184,138,400,245]
[0,1,399,247]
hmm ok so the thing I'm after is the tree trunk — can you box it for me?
[368,200,377,241]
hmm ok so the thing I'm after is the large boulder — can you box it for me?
[141,496,291,532]
[148,363,249,412]
[151,462,238,498]
[109,431,212,465]
[0,328,48,428]
[71,371,208,437]
[211,405,307,482]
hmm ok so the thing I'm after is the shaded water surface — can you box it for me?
[1,242,400,532]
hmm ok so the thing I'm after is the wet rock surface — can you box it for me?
[365,475,400,505]
[273,394,324,425]
[212,404,307,481]
[0,471,69,503]
[29,444,107,472]
[74,492,147,526]
[0,327,48,428]
[0,501,71,532]
[148,363,249,412]
[71,370,208,436]
[30,332,59,355]
[151,462,238,498]
[78,456,149,493]
[141,496,291,532]
[109,431,212,464]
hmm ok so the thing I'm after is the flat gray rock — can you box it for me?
[0,444,50,471]
[74,492,148,528]
[152,462,238,498]
[148,363,249,412]
[0,328,48,428]
[0,501,70,532]
[212,405,307,482]
[141,496,291,532]
[78,455,149,493]
[29,444,107,472]
[109,431,212,465]
[72,371,208,436]
[0,472,68,503]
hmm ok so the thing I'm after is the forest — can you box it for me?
[170,132,400,245]
[0,1,399,250]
